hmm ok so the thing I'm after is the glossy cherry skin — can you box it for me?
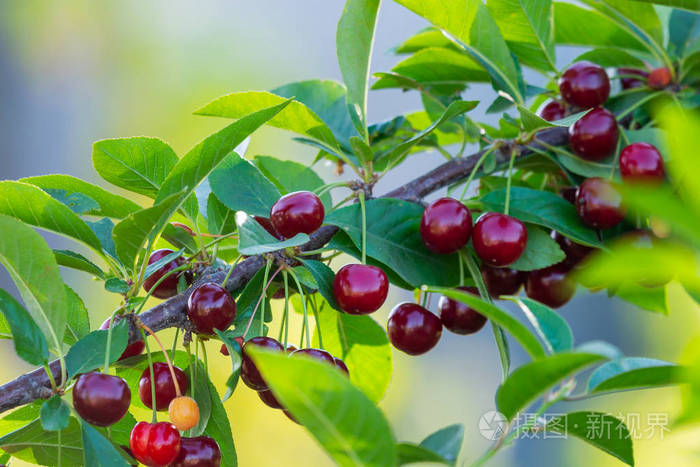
[73,372,130,427]
[526,264,576,308]
[241,336,284,390]
[291,348,335,365]
[334,357,350,376]
[569,108,619,161]
[438,287,488,335]
[129,421,181,467]
[472,213,528,267]
[258,389,283,409]
[480,265,526,297]
[618,68,648,90]
[648,67,672,90]
[420,197,473,254]
[576,177,625,229]
[138,362,189,411]
[101,317,145,361]
[187,283,237,335]
[387,303,442,355]
[559,61,610,109]
[269,191,325,238]
[253,216,283,240]
[333,264,389,315]
[619,142,665,183]
[143,249,191,299]
[539,101,567,121]
[552,231,593,269]
[171,436,221,467]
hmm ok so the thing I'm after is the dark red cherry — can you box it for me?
[480,265,526,297]
[73,372,131,427]
[619,142,665,183]
[552,231,593,269]
[419,197,473,254]
[472,213,528,267]
[569,108,619,161]
[539,101,567,121]
[143,249,192,299]
[253,216,283,240]
[387,303,442,355]
[333,357,350,376]
[187,283,236,335]
[219,344,229,356]
[559,61,610,109]
[648,67,671,90]
[241,336,284,390]
[290,348,335,365]
[258,389,283,409]
[332,264,389,315]
[437,287,488,335]
[526,264,576,308]
[129,421,181,467]
[171,436,221,467]
[618,68,648,90]
[576,177,625,229]
[269,191,324,238]
[101,317,144,361]
[560,187,577,205]
[138,362,189,411]
[285,344,298,353]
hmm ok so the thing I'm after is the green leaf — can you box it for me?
[659,106,700,215]
[87,218,118,259]
[236,214,309,255]
[397,424,464,466]
[215,329,242,401]
[588,357,686,394]
[65,319,129,380]
[104,278,130,294]
[615,282,669,315]
[183,362,212,437]
[393,27,458,53]
[397,443,450,465]
[553,3,646,51]
[336,0,381,137]
[64,285,90,346]
[508,225,565,271]
[40,396,70,432]
[299,259,340,310]
[92,137,178,198]
[54,250,105,279]
[21,174,142,218]
[254,156,331,209]
[231,267,271,337]
[0,181,103,252]
[546,412,634,466]
[496,353,605,420]
[81,421,131,467]
[645,0,700,12]
[669,8,700,55]
[312,305,392,403]
[201,377,237,466]
[583,0,664,47]
[505,297,573,353]
[0,214,67,354]
[207,194,238,236]
[350,136,374,164]
[518,106,589,134]
[209,152,281,218]
[573,47,646,67]
[425,287,547,360]
[0,417,82,466]
[250,347,397,467]
[0,289,49,365]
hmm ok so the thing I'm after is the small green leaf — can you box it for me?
[207,194,237,236]
[65,319,129,380]
[184,361,212,438]
[505,297,573,353]
[508,226,565,271]
[299,259,340,310]
[588,358,687,394]
[40,396,70,432]
[574,47,645,67]
[554,3,646,51]
[201,377,237,466]
[350,136,374,164]
[254,156,332,209]
[0,289,49,366]
[232,267,272,338]
[409,424,464,466]
[42,189,100,215]
[518,106,589,134]
[54,250,105,279]
[104,278,131,294]
[64,285,90,346]
[0,417,83,466]
[215,329,242,401]
[81,421,131,467]
[143,249,184,280]
[87,217,118,259]
[397,443,450,465]
[237,214,309,255]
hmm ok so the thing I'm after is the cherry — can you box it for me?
[560,187,577,205]
[129,421,181,467]
[269,191,324,238]
[648,67,672,90]
[143,249,192,299]
[187,283,237,335]
[387,303,442,355]
[552,231,593,268]
[438,287,488,335]
[480,265,526,297]
[420,197,473,254]
[618,68,648,90]
[101,317,145,361]
[290,348,335,365]
[253,216,283,240]
[73,372,130,427]
[559,61,610,109]
[619,142,665,183]
[472,212,528,267]
[258,389,283,409]
[569,108,619,161]
[576,177,625,229]
[138,362,189,411]
[539,101,567,121]
[525,264,576,308]
[171,436,222,467]
[332,264,389,315]
[168,396,200,431]
[241,336,284,390]
[334,357,350,377]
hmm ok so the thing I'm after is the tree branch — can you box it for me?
[0,126,569,414]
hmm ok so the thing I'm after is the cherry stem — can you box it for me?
[170,327,180,362]
[200,338,209,378]
[458,250,465,286]
[103,308,122,374]
[185,344,195,401]
[314,181,351,198]
[43,363,57,392]
[610,125,629,179]
[288,269,310,348]
[310,294,323,349]
[139,322,183,397]
[504,148,517,216]
[459,145,497,201]
[140,328,158,423]
[220,255,243,288]
[242,260,278,339]
[282,271,290,349]
[135,264,190,315]
[358,190,367,265]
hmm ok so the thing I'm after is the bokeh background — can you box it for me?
[1,1,699,466]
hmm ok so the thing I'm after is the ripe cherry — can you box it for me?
[269,191,324,238]
[569,108,619,161]
[129,421,181,467]
[619,142,665,183]
[138,362,189,411]
[438,287,488,335]
[648,67,672,90]
[171,436,222,467]
[332,264,389,315]
[143,249,192,299]
[187,283,237,335]
[419,197,473,254]
[552,231,593,269]
[526,264,576,308]
[480,265,526,297]
[576,177,625,229]
[168,396,200,431]
[539,101,567,121]
[472,212,528,267]
[73,372,131,427]
[334,357,350,377]
[559,61,610,109]
[241,336,284,390]
[258,389,283,409]
[387,303,442,355]
[618,68,648,90]
[290,348,335,365]
[101,317,144,361]
[253,216,283,240]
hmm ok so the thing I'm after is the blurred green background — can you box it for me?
[0,1,699,466]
